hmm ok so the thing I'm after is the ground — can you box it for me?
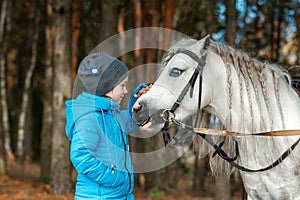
[0,174,217,200]
[0,161,242,200]
[0,174,215,200]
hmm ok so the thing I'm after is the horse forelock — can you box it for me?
[161,37,198,69]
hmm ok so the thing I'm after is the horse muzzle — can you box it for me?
[132,101,165,127]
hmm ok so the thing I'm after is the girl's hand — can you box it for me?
[133,84,152,98]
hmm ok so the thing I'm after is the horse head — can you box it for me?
[133,35,213,134]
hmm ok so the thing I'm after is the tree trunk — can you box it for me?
[275,0,284,62]
[71,0,82,83]
[205,0,217,35]
[131,0,144,189]
[41,0,55,184]
[118,0,126,63]
[50,0,72,194]
[143,0,159,80]
[253,1,261,57]
[225,0,237,46]
[162,0,175,51]
[99,0,119,42]
[17,5,40,159]
[0,0,13,166]
[215,175,231,200]
[270,4,275,60]
[296,5,300,67]
[193,158,207,195]
[162,0,175,29]
[132,0,144,84]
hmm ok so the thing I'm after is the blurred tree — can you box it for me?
[78,0,101,57]
[50,0,72,194]
[161,0,176,56]
[10,2,36,158]
[225,0,237,45]
[296,3,300,70]
[40,0,55,185]
[132,0,143,72]
[204,0,218,35]
[163,0,176,29]
[117,0,127,63]
[17,1,40,160]
[99,0,120,43]
[175,0,219,39]
[238,0,262,55]
[131,0,161,191]
[0,0,13,167]
[215,175,231,200]
[176,0,202,37]
[142,0,160,82]
[0,0,9,173]
[71,0,82,83]
[193,158,208,195]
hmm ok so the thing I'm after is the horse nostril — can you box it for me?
[133,102,142,113]
[132,101,150,125]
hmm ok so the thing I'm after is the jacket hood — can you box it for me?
[65,92,120,140]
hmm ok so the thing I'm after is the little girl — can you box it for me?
[65,53,149,199]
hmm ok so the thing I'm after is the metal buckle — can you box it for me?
[160,109,176,122]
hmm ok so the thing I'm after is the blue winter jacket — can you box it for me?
[65,86,145,199]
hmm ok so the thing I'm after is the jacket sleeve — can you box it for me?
[121,110,139,133]
[121,83,148,133]
[70,119,125,187]
[127,83,148,117]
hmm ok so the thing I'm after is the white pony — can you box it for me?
[133,35,300,200]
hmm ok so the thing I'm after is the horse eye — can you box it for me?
[169,68,183,77]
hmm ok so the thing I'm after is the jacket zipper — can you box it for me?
[121,133,132,194]
[113,114,132,194]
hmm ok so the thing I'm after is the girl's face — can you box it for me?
[105,76,128,104]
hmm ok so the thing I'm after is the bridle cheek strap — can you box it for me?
[161,48,207,146]
[169,48,207,113]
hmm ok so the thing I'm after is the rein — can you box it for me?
[160,48,300,173]
[171,117,300,172]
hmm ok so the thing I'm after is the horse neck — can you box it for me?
[202,51,227,124]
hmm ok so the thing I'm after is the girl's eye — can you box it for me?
[169,68,184,77]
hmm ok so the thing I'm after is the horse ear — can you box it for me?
[203,34,210,49]
[197,34,211,54]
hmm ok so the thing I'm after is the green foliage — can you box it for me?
[149,187,166,198]
[42,175,50,184]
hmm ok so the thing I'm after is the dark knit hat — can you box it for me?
[78,53,128,96]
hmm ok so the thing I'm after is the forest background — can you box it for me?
[0,0,300,199]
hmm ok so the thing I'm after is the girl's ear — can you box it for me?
[104,91,113,100]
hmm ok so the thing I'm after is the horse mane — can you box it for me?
[193,111,237,176]
[208,40,293,131]
[163,37,299,176]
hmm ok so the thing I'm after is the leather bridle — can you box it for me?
[160,48,206,146]
[159,48,300,173]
